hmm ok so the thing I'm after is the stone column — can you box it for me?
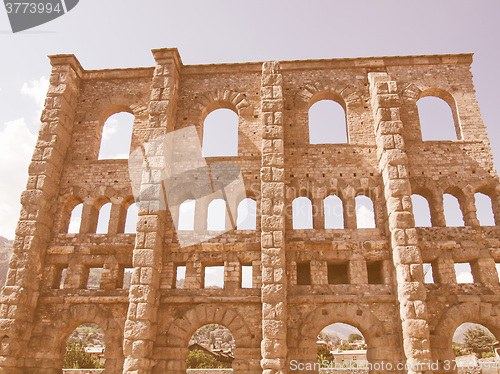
[349,255,368,284]
[122,48,181,374]
[260,61,287,374]
[0,54,82,372]
[312,198,324,229]
[368,72,433,373]
[109,198,127,234]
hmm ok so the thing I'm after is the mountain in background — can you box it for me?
[0,236,14,286]
[321,323,362,340]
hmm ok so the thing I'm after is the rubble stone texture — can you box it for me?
[0,49,499,374]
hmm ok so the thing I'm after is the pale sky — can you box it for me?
[1,0,500,239]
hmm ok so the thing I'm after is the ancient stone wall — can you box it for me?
[0,49,499,374]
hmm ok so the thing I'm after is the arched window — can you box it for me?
[124,203,138,233]
[443,193,465,227]
[202,108,238,157]
[63,323,105,369]
[68,203,83,233]
[355,195,375,228]
[207,199,226,231]
[417,96,457,141]
[317,323,367,367]
[411,194,432,227]
[475,192,495,226]
[98,112,134,159]
[237,198,256,230]
[178,199,196,231]
[292,197,313,229]
[308,99,347,144]
[96,203,111,234]
[324,195,344,229]
[452,323,497,359]
[188,324,235,368]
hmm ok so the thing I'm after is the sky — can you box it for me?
[0,0,499,270]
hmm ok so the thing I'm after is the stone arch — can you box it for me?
[402,84,461,140]
[96,105,143,160]
[295,303,395,369]
[194,89,250,121]
[58,193,85,233]
[166,304,255,348]
[46,304,124,372]
[431,302,500,367]
[296,81,363,109]
[475,183,500,225]
[164,304,259,373]
[98,104,134,127]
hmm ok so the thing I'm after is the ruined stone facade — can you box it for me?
[0,49,499,374]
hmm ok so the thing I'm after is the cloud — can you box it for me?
[0,118,37,239]
[356,205,375,228]
[456,271,474,284]
[20,76,49,117]
[101,117,118,141]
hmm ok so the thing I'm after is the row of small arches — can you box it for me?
[66,191,497,234]
[97,91,458,159]
[67,201,138,234]
[412,191,497,227]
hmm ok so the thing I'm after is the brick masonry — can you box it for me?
[0,49,499,374]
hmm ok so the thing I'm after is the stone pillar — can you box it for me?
[343,195,357,229]
[430,191,446,228]
[433,254,456,284]
[101,262,121,289]
[312,198,324,229]
[122,48,181,374]
[369,72,433,373]
[260,61,287,374]
[65,263,88,289]
[80,200,99,233]
[0,54,82,371]
[471,250,499,285]
[224,257,240,291]
[349,255,368,284]
[109,198,127,234]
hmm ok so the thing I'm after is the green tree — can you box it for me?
[186,349,220,369]
[463,326,495,358]
[63,341,103,369]
[348,333,363,343]
[317,345,333,365]
[452,342,464,357]
[337,341,351,351]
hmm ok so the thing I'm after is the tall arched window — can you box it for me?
[443,193,465,227]
[452,323,497,359]
[68,203,83,233]
[474,192,495,226]
[98,112,134,159]
[237,198,256,230]
[178,199,196,231]
[308,99,347,144]
[355,195,375,228]
[207,199,226,231]
[124,203,138,234]
[292,197,313,229]
[202,108,238,157]
[63,323,105,369]
[411,194,432,227]
[417,95,458,141]
[324,195,344,229]
[96,203,112,234]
